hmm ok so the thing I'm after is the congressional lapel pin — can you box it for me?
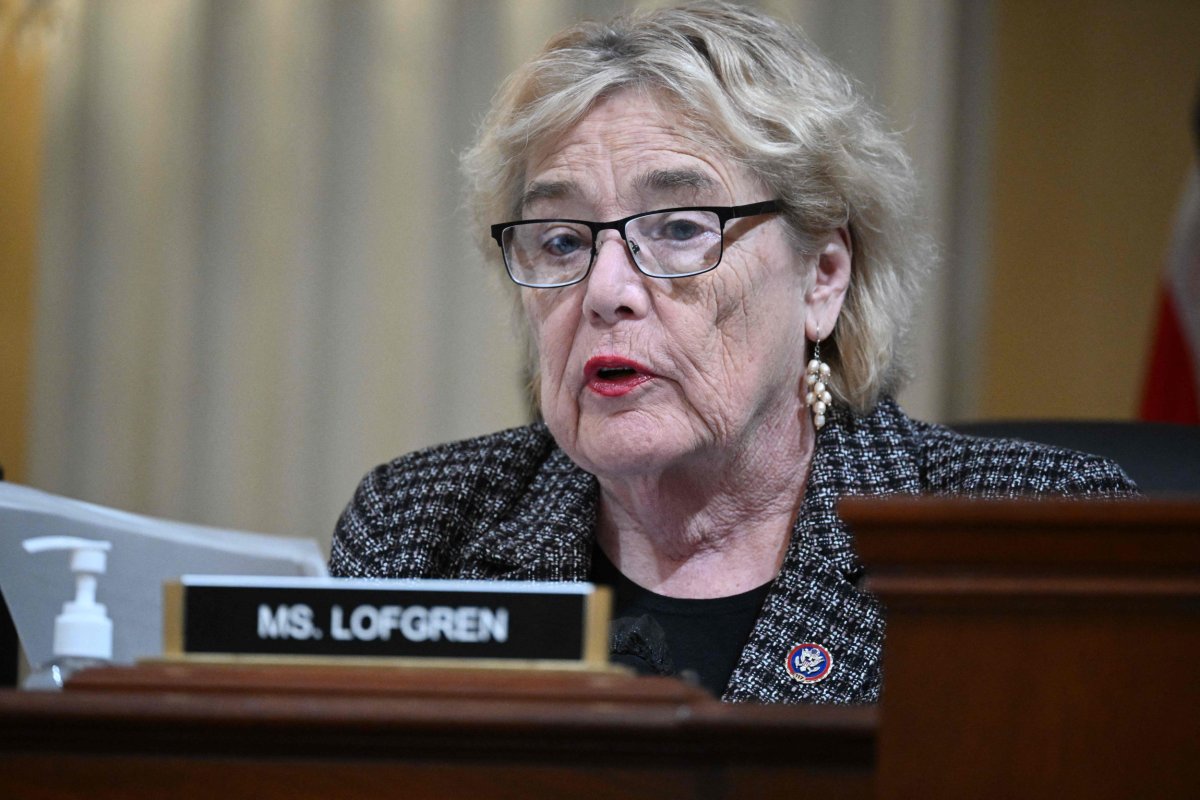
[786,643,833,683]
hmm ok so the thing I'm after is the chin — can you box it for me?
[570,413,697,480]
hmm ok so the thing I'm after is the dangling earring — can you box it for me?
[805,332,832,430]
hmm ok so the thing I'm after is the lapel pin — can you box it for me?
[786,642,833,683]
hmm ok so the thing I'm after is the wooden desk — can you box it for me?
[3,498,1197,799]
[0,665,876,799]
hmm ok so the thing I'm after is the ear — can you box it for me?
[804,227,852,341]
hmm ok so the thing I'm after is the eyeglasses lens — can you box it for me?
[502,209,724,287]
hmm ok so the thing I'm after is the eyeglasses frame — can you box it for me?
[489,200,781,288]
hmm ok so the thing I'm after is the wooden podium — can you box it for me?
[848,497,1200,800]
[1,498,1197,799]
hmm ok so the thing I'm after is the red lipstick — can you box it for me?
[584,356,655,397]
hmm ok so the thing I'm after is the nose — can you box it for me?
[581,229,651,324]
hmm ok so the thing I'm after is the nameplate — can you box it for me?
[163,576,612,667]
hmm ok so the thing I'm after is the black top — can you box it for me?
[590,547,772,697]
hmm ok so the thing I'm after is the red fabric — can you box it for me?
[1140,287,1200,423]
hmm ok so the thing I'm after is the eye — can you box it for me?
[639,210,720,244]
[542,231,588,256]
[539,227,589,258]
[662,219,702,241]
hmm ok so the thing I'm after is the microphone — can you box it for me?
[609,613,675,675]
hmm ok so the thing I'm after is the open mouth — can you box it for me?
[584,357,654,397]
[597,366,638,380]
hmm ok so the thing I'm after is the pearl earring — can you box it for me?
[805,335,832,430]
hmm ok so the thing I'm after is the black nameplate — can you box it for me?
[164,577,611,666]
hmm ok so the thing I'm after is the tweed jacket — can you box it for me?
[330,398,1136,704]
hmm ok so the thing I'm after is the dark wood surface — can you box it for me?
[844,497,1200,800]
[0,664,876,799]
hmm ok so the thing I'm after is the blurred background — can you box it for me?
[2,0,1198,553]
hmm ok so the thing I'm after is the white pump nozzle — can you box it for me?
[23,536,114,661]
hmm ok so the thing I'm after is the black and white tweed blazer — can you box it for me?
[330,398,1136,703]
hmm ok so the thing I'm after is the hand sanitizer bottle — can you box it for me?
[22,536,114,690]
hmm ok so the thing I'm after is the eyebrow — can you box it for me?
[519,180,577,214]
[517,168,719,216]
[634,168,718,195]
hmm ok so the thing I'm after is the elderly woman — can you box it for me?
[330,2,1134,703]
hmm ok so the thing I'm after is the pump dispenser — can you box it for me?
[22,536,114,690]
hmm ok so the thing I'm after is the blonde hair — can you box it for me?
[462,1,934,412]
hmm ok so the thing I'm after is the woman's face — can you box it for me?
[520,90,837,482]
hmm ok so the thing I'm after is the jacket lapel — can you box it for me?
[723,400,923,703]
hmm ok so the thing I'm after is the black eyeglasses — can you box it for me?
[490,200,780,288]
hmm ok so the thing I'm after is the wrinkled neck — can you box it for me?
[594,410,816,598]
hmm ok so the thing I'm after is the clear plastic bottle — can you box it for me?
[24,656,111,690]
[21,536,114,691]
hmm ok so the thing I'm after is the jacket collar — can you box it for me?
[800,397,924,576]
[457,440,598,580]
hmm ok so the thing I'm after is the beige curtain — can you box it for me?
[31,0,983,553]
